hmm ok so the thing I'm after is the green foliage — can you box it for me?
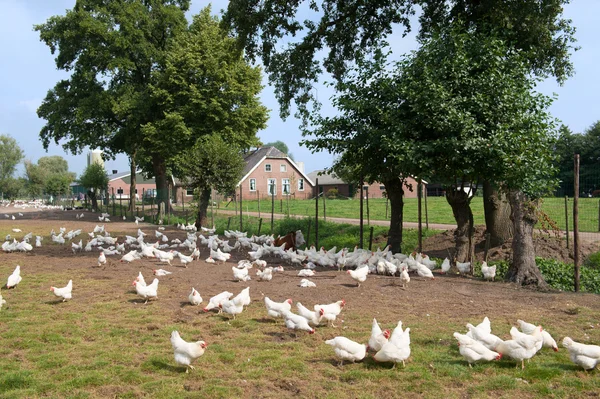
[263,141,293,160]
[0,134,24,196]
[44,174,72,197]
[176,134,245,197]
[2,177,26,200]
[224,0,576,119]
[78,163,109,193]
[23,156,75,198]
[326,188,339,199]
[584,251,600,270]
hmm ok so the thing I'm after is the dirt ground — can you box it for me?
[2,207,600,325]
[422,225,598,265]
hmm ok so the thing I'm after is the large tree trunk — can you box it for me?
[384,177,404,254]
[152,155,169,222]
[446,188,475,266]
[506,190,549,288]
[129,151,137,213]
[483,181,513,246]
[195,187,211,229]
[88,191,98,212]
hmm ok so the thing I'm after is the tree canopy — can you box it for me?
[264,141,294,160]
[23,156,75,198]
[0,134,24,197]
[78,162,109,211]
[37,2,268,219]
[224,0,577,118]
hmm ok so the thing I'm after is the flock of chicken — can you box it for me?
[1,210,599,374]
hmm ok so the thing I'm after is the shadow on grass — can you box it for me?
[264,331,293,341]
[149,359,184,373]
[44,299,67,305]
[253,317,277,324]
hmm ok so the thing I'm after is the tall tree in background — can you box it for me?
[23,156,75,198]
[139,7,267,221]
[0,135,24,199]
[36,0,191,215]
[264,141,294,160]
[78,163,109,211]
[176,135,246,228]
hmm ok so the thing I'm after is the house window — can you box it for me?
[280,164,287,172]
[186,188,194,196]
[298,178,304,191]
[267,179,276,195]
[135,189,138,194]
[265,163,272,172]
[117,188,124,195]
[363,185,369,190]
[249,178,256,192]
[282,178,290,195]
[379,185,386,191]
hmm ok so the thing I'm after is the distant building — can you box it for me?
[106,170,157,200]
[307,170,426,199]
[236,146,315,200]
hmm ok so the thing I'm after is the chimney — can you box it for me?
[112,170,118,174]
[296,161,305,173]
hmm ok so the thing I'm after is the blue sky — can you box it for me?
[1,0,598,178]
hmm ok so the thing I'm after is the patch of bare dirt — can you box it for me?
[422,226,597,264]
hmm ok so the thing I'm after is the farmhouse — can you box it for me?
[106,170,157,199]
[306,170,426,199]
[237,146,315,200]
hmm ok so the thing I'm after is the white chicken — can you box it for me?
[97,251,107,267]
[517,319,559,352]
[456,261,471,275]
[133,278,159,304]
[135,272,147,286]
[264,297,293,319]
[416,264,435,279]
[373,324,411,368]
[0,290,5,310]
[466,316,491,338]
[347,266,369,287]
[281,309,315,336]
[299,278,316,288]
[170,331,207,373]
[296,302,324,326]
[50,279,73,302]
[6,265,22,289]
[368,318,391,352]
[440,257,451,274]
[219,297,245,319]
[481,261,496,281]
[153,269,172,276]
[177,252,194,267]
[562,337,600,371]
[71,239,83,254]
[496,326,542,369]
[325,336,367,366]
[189,288,203,306]
[466,323,504,351]
[314,300,345,328]
[203,291,234,313]
[298,269,315,277]
[453,332,502,367]
[232,266,251,282]
[400,267,410,288]
[256,267,273,281]
[233,287,251,307]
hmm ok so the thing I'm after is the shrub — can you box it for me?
[326,188,339,199]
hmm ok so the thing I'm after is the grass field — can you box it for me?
[222,197,600,233]
[1,213,600,398]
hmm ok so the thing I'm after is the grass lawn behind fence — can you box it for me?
[221,197,600,233]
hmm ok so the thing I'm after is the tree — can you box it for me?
[393,27,557,283]
[139,7,267,220]
[224,0,577,120]
[78,163,109,211]
[36,0,191,215]
[176,135,245,228]
[2,178,25,200]
[0,134,24,198]
[303,52,423,252]
[264,141,294,160]
[23,156,75,198]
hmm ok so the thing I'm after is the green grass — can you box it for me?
[217,197,600,233]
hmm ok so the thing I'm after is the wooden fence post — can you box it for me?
[366,188,370,225]
[424,185,429,230]
[271,183,275,233]
[240,184,243,231]
[417,179,423,253]
[368,226,374,251]
[119,191,123,219]
[574,154,580,292]
[258,218,263,236]
[359,179,364,249]
[315,178,319,249]
[564,196,570,249]
[323,193,326,222]
[227,216,232,230]
[112,187,115,216]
